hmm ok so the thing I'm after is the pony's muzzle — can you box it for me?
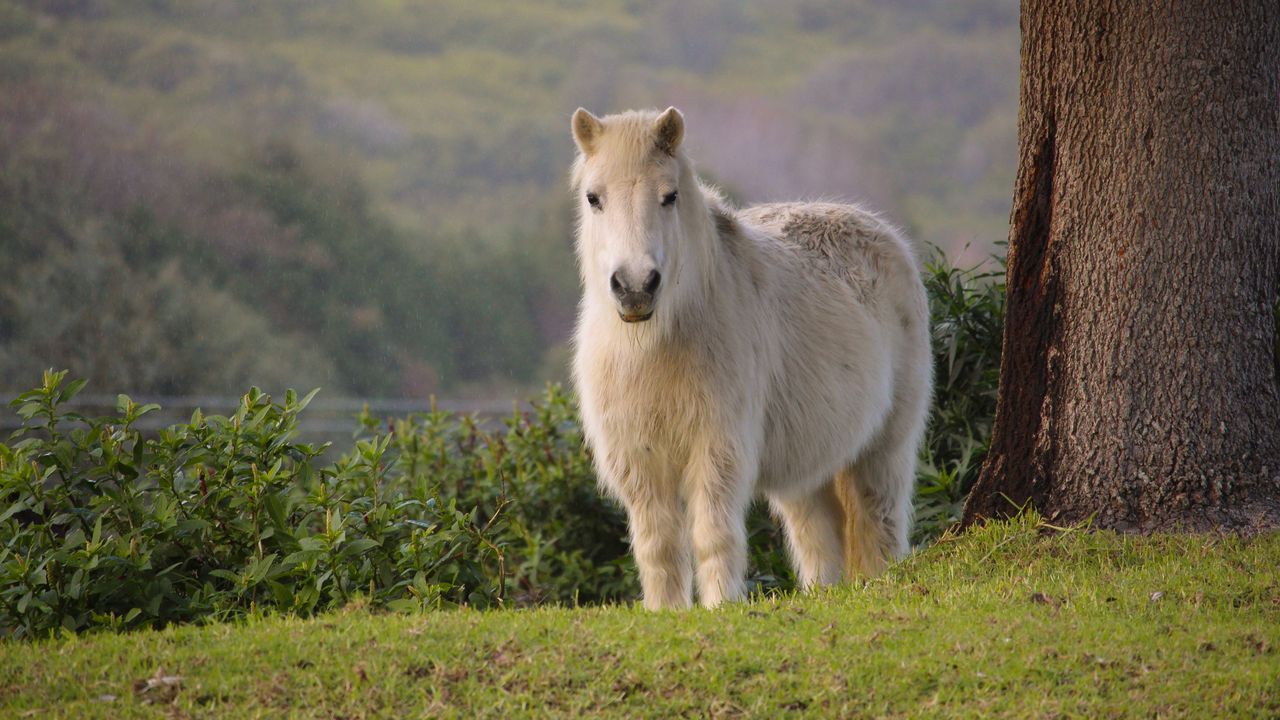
[610,269,661,322]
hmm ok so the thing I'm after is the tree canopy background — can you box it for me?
[0,0,1017,398]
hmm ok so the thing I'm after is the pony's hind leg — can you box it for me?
[768,480,845,588]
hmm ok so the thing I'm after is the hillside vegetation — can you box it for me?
[0,0,1016,397]
[2,516,1277,718]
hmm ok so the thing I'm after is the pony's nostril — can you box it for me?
[611,269,659,300]
[643,270,661,294]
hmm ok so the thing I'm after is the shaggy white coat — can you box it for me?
[570,107,932,609]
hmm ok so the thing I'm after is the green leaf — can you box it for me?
[341,539,380,557]
[267,580,294,608]
[59,521,86,544]
[282,550,321,568]
[136,403,161,418]
[385,598,421,613]
[248,554,278,584]
[61,378,88,403]
[0,502,26,525]
[298,388,322,411]
[263,493,289,530]
[298,537,327,552]
[210,569,241,584]
[176,518,211,534]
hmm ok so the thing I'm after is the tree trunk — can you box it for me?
[963,1,1280,532]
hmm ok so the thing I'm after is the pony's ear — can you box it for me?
[571,107,603,156]
[653,106,684,155]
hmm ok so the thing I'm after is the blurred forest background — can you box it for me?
[0,0,1017,399]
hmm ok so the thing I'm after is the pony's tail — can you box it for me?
[833,466,892,578]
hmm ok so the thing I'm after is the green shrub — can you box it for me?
[0,371,507,638]
[350,387,633,607]
[913,249,1005,542]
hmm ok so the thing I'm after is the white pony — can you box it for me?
[570,107,932,609]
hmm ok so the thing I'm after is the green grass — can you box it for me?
[3,516,1278,718]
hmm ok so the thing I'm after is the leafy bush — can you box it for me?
[913,249,1005,542]
[0,371,505,638]
[350,388,633,608]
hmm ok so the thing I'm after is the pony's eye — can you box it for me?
[586,192,602,210]
[661,190,678,208]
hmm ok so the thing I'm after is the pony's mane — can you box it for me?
[698,180,740,240]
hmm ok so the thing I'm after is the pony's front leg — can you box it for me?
[616,468,692,610]
[686,441,752,607]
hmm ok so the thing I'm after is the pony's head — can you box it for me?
[571,107,706,325]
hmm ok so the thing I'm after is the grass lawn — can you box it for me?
[2,515,1277,718]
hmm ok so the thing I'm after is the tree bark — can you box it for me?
[963,0,1280,532]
